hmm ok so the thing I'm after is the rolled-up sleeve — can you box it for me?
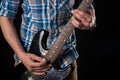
[0,0,20,19]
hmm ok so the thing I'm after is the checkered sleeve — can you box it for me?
[0,0,21,19]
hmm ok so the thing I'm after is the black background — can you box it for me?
[76,0,120,80]
[0,0,119,80]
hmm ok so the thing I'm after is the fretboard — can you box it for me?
[45,0,94,63]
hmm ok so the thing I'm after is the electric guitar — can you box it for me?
[20,0,94,80]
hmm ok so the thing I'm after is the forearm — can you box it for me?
[0,16,26,59]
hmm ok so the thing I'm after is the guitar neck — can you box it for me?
[45,0,94,63]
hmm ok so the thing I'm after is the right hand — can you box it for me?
[19,52,52,76]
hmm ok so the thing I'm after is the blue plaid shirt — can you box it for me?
[0,0,80,68]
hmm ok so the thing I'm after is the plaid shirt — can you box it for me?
[0,0,79,68]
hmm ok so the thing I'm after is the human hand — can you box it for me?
[71,9,96,30]
[20,53,52,76]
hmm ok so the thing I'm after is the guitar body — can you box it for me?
[21,30,74,80]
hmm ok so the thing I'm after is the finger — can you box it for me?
[32,64,52,70]
[32,71,46,76]
[29,65,52,76]
[71,10,91,27]
[32,67,51,72]
[40,63,52,68]
[71,17,83,28]
[31,67,52,76]
[89,15,96,28]
[74,9,92,22]
[29,54,47,65]
[30,54,45,61]
[28,66,48,75]
[27,60,46,69]
[30,59,52,69]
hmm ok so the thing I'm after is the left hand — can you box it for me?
[71,9,96,30]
